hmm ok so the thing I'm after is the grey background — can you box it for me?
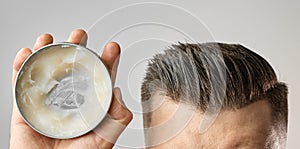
[1,0,299,148]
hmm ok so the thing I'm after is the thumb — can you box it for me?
[92,87,133,148]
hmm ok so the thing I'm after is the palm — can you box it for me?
[10,29,132,149]
[11,119,100,149]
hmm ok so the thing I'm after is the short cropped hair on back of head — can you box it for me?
[141,42,288,148]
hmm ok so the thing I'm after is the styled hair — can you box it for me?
[141,42,288,148]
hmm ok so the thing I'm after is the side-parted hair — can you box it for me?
[141,42,288,148]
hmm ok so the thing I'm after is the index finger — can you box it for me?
[101,42,121,86]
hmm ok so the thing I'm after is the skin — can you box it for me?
[10,29,275,149]
[10,29,133,149]
[146,97,272,149]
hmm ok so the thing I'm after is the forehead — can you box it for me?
[147,98,272,148]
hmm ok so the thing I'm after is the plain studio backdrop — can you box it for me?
[1,0,299,148]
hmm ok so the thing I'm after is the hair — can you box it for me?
[141,42,288,148]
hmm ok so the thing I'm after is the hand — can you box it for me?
[10,29,133,149]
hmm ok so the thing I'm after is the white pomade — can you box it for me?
[14,43,112,139]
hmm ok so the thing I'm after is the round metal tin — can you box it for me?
[13,42,112,139]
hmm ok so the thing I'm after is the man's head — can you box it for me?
[141,43,288,148]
